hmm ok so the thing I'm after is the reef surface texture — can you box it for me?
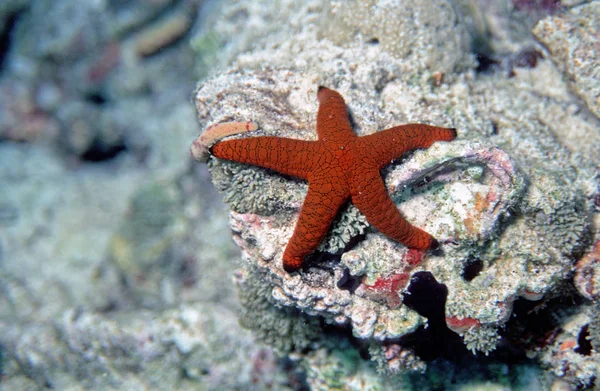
[1,0,600,390]
[194,0,600,386]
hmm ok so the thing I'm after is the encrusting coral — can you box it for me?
[193,64,593,374]
[188,0,596,379]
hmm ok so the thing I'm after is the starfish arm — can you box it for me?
[211,136,318,180]
[350,168,437,250]
[316,87,356,142]
[359,124,457,169]
[282,177,349,272]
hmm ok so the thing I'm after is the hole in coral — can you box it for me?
[399,272,466,360]
[178,254,198,288]
[0,8,24,72]
[474,52,498,73]
[336,268,361,293]
[402,271,447,324]
[303,252,340,273]
[491,120,499,136]
[280,355,311,391]
[367,38,379,45]
[575,324,592,356]
[343,232,366,253]
[462,258,484,281]
[84,92,108,106]
[80,140,127,162]
[501,293,584,358]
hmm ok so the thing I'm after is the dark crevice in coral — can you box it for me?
[402,271,447,325]
[367,38,379,45]
[589,377,597,391]
[84,92,109,106]
[279,356,310,391]
[396,273,553,367]
[462,258,484,281]
[399,272,467,360]
[178,253,198,288]
[97,299,120,313]
[0,9,25,72]
[302,252,340,273]
[336,268,361,293]
[500,293,584,358]
[474,52,499,74]
[341,232,367,254]
[490,120,499,135]
[80,140,127,162]
[575,324,592,356]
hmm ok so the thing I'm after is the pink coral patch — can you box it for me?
[363,273,410,309]
[446,316,480,334]
[404,248,426,266]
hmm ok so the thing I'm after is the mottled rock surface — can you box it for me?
[2,0,600,389]
[193,0,599,384]
[533,1,600,119]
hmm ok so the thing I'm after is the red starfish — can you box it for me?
[210,87,457,273]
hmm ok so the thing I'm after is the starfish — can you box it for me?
[201,87,457,273]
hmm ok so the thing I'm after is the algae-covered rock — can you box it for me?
[235,267,322,353]
[0,305,284,390]
[533,1,600,119]
[109,180,186,307]
[321,0,473,77]
[188,0,598,383]
[537,305,600,390]
[194,55,594,372]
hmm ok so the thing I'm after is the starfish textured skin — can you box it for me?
[210,87,457,273]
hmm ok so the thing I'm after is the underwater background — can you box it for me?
[1,0,599,390]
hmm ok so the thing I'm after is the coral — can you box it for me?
[321,0,473,78]
[319,204,369,254]
[4,0,598,388]
[109,180,186,307]
[208,159,304,216]
[235,268,322,353]
[303,347,408,391]
[589,301,600,353]
[368,343,426,375]
[575,239,600,300]
[1,0,203,158]
[197,53,593,372]
[523,182,590,255]
[0,79,60,143]
[537,306,599,389]
[197,68,522,349]
[462,325,502,355]
[0,305,285,390]
[533,1,600,119]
